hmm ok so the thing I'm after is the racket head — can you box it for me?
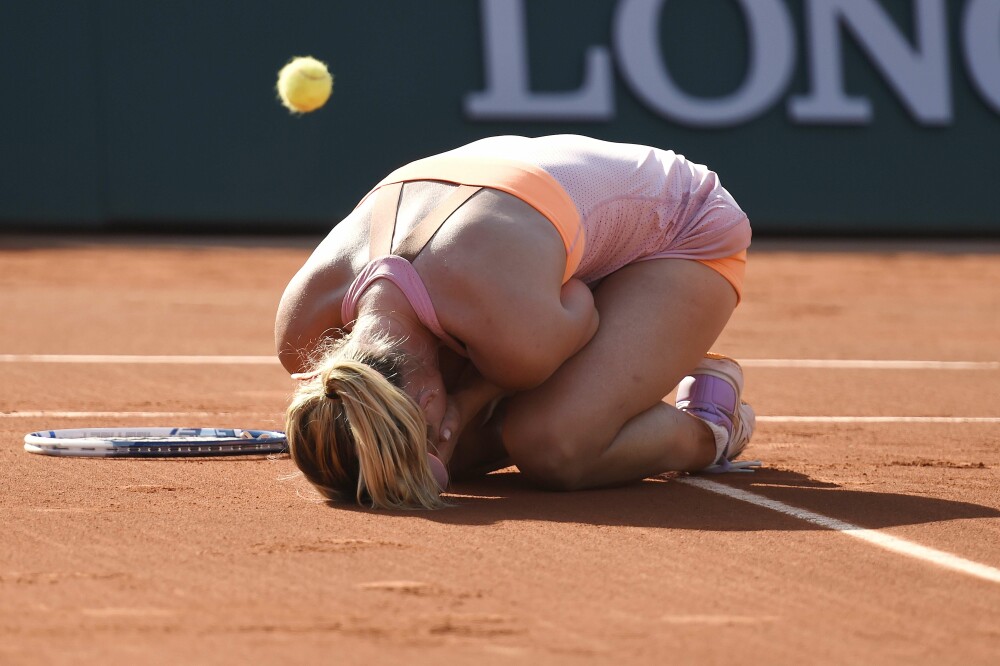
[24,427,287,458]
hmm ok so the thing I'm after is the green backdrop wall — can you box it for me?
[1,0,998,234]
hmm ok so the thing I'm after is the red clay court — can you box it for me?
[2,236,998,665]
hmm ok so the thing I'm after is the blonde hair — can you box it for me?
[285,331,447,510]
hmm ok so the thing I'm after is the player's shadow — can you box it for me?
[401,467,1000,531]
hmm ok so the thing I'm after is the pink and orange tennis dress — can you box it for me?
[361,134,751,299]
[341,134,752,354]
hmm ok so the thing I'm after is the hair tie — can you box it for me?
[325,390,338,400]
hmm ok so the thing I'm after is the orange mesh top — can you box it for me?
[361,154,585,284]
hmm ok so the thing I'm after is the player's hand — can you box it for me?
[435,396,463,463]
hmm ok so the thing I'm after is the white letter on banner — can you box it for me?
[612,0,795,127]
[789,0,951,125]
[962,0,1000,114]
[464,0,614,120]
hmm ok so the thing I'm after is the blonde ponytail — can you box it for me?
[285,335,447,510]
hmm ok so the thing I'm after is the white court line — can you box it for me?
[0,355,997,370]
[680,477,1000,584]
[759,416,1000,424]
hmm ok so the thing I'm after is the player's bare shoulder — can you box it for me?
[275,204,371,371]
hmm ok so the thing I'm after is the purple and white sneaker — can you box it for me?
[675,353,760,473]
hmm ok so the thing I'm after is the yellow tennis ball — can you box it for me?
[276,56,333,113]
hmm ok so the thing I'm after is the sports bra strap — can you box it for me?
[341,255,468,357]
[393,185,482,260]
[368,182,482,261]
[368,182,403,260]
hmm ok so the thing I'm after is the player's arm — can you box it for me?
[435,364,510,461]
[465,278,599,391]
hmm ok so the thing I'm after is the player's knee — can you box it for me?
[503,418,593,491]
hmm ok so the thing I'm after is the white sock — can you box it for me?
[697,417,729,464]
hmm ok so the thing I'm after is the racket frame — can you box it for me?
[24,427,288,458]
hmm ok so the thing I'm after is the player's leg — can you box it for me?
[501,258,741,490]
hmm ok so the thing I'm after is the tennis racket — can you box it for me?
[24,427,287,458]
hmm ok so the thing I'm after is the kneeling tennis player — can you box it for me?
[275,134,756,509]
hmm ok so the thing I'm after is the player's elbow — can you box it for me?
[277,348,301,375]
[275,322,308,374]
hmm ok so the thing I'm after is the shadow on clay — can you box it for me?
[397,467,1000,531]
